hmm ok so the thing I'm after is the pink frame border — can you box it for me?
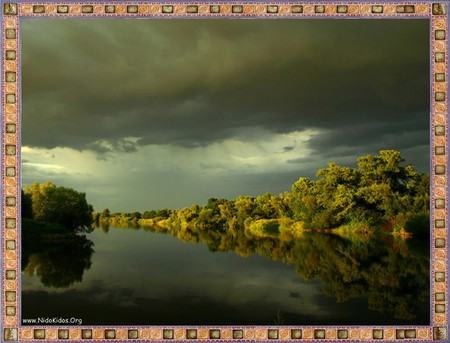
[1,1,448,342]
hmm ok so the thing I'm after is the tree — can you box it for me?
[357,150,416,194]
[21,190,33,219]
[101,208,111,219]
[92,212,100,223]
[290,177,319,226]
[234,196,256,226]
[356,150,418,222]
[130,211,141,220]
[23,182,94,232]
[255,193,279,219]
[289,150,428,231]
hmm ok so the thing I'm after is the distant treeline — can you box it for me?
[96,150,429,237]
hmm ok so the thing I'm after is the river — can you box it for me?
[21,223,430,325]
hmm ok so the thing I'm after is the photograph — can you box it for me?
[19,17,431,327]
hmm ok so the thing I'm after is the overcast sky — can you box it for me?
[21,19,430,212]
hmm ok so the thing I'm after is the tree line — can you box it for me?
[98,150,429,237]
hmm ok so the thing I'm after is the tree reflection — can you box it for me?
[22,220,94,288]
[107,222,428,320]
[289,233,429,320]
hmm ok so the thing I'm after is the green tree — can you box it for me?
[21,189,33,219]
[254,193,279,219]
[101,208,111,219]
[23,182,93,232]
[290,150,428,231]
[130,211,142,220]
[358,150,416,193]
[290,177,321,227]
[156,209,172,218]
[92,212,100,223]
[234,196,256,226]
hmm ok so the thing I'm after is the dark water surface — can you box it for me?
[22,224,430,325]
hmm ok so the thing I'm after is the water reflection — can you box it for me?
[22,220,429,324]
[22,227,94,288]
[113,221,429,321]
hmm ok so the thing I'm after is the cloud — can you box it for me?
[21,19,430,210]
[22,19,429,155]
[282,146,295,153]
[86,137,141,155]
[21,128,320,211]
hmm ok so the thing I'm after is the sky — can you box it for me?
[21,19,430,212]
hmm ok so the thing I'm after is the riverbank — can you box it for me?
[97,214,421,242]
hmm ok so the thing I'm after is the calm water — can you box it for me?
[22,224,430,325]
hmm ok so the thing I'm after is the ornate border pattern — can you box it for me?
[1,1,448,342]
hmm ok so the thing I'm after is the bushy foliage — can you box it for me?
[100,150,429,236]
[23,182,93,232]
[290,150,429,233]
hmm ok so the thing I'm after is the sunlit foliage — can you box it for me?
[104,150,429,237]
[23,182,94,232]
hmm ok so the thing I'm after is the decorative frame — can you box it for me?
[1,1,448,342]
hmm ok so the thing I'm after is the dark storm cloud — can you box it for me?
[288,114,429,162]
[282,146,295,153]
[22,19,429,161]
